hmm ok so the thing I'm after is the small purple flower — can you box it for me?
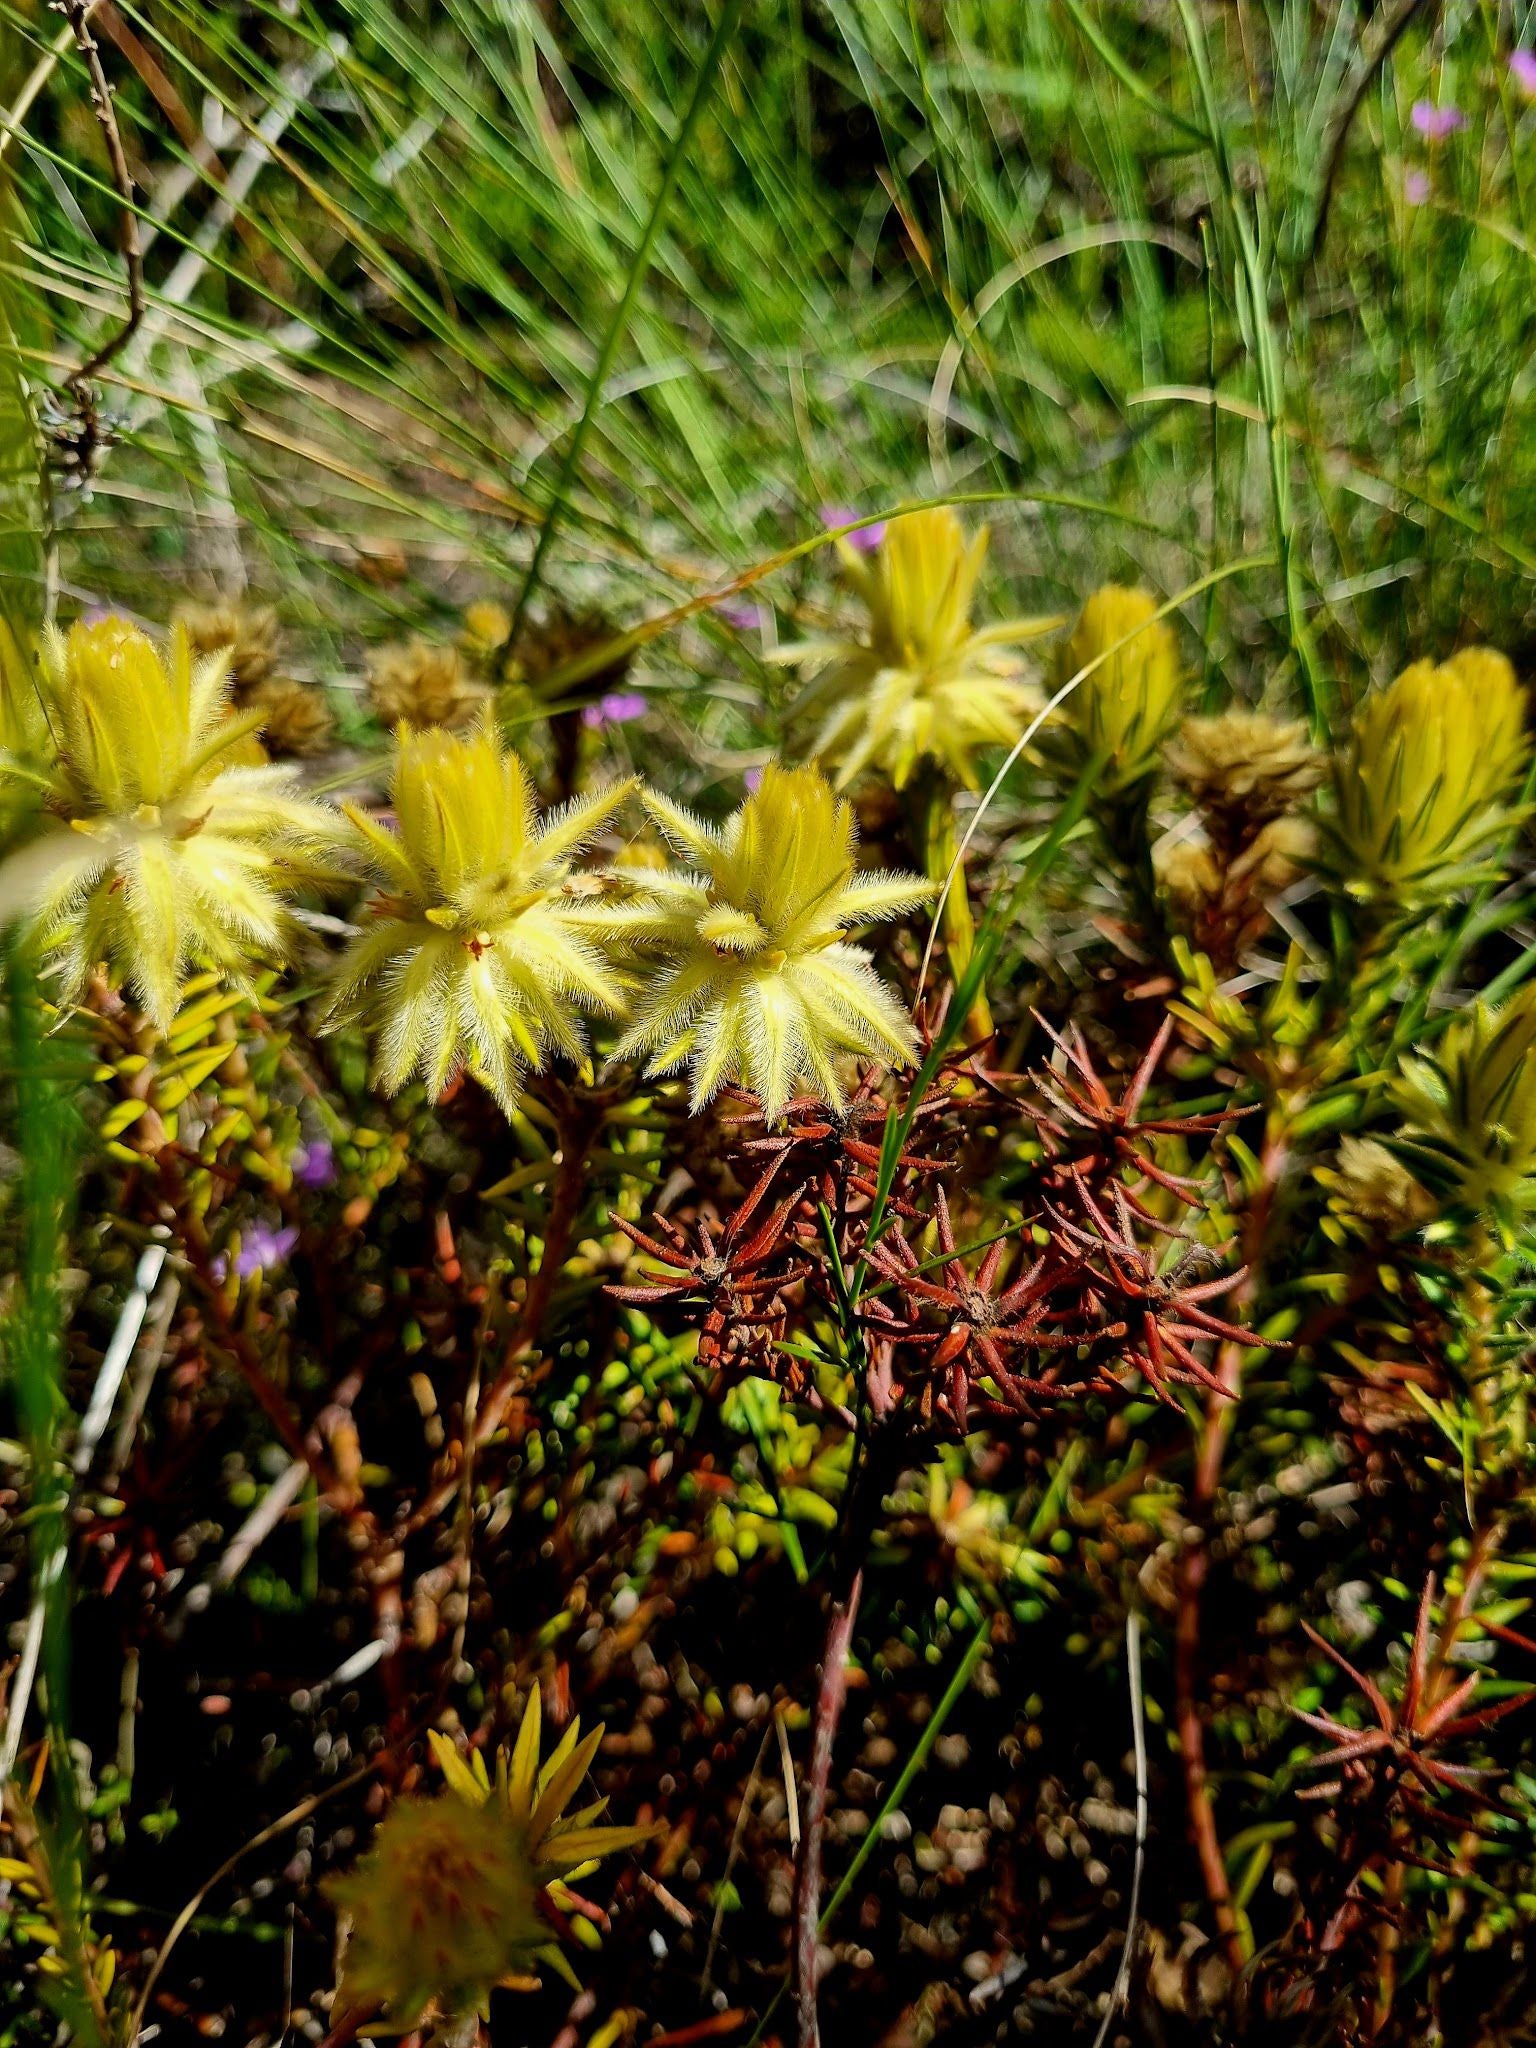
[743,766,765,793]
[713,597,764,632]
[1404,168,1431,205]
[293,1138,336,1190]
[1510,49,1536,98]
[1411,100,1467,140]
[581,690,647,731]
[819,504,887,553]
[234,1223,299,1279]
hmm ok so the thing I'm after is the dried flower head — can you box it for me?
[1155,814,1316,967]
[247,677,335,759]
[329,1688,656,2030]
[615,764,933,1119]
[0,615,333,1028]
[1053,584,1183,795]
[1167,709,1324,843]
[866,1184,1069,1430]
[1327,649,1528,908]
[1154,834,1222,911]
[783,507,1057,790]
[173,599,281,697]
[609,1153,811,1381]
[735,1060,953,1215]
[1392,987,1536,1227]
[368,637,486,730]
[1031,1013,1237,1217]
[323,720,639,1112]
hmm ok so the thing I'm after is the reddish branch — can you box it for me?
[791,1567,864,2048]
[155,1149,340,1497]
[403,1081,604,1535]
[601,1036,1257,2036]
[476,1080,605,1447]
[1173,1128,1287,1978]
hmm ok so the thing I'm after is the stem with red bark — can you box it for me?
[403,1083,600,1535]
[1173,1130,1286,1980]
[474,1087,596,1447]
[156,1150,339,1495]
[791,1565,864,2048]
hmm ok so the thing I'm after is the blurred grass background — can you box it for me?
[3,0,1534,777]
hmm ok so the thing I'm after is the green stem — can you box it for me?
[912,770,991,1039]
[747,1608,991,2048]
[817,1608,991,1933]
[2,940,103,2044]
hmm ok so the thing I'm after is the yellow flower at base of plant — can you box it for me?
[324,720,641,1113]
[0,615,333,1029]
[616,763,933,1119]
[1328,648,1528,908]
[784,508,1058,791]
[1393,986,1536,1228]
[1053,584,1183,795]
[328,1688,657,2032]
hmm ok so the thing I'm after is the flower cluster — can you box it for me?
[1325,649,1529,909]
[0,615,332,1028]
[1051,582,1184,796]
[783,506,1057,791]
[176,599,335,758]
[0,619,932,1123]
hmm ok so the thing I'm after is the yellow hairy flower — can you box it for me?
[0,615,333,1028]
[459,599,513,669]
[324,720,640,1112]
[329,1687,657,2030]
[784,508,1057,790]
[1328,649,1528,906]
[1053,584,1183,794]
[616,763,933,1119]
[1393,987,1536,1225]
